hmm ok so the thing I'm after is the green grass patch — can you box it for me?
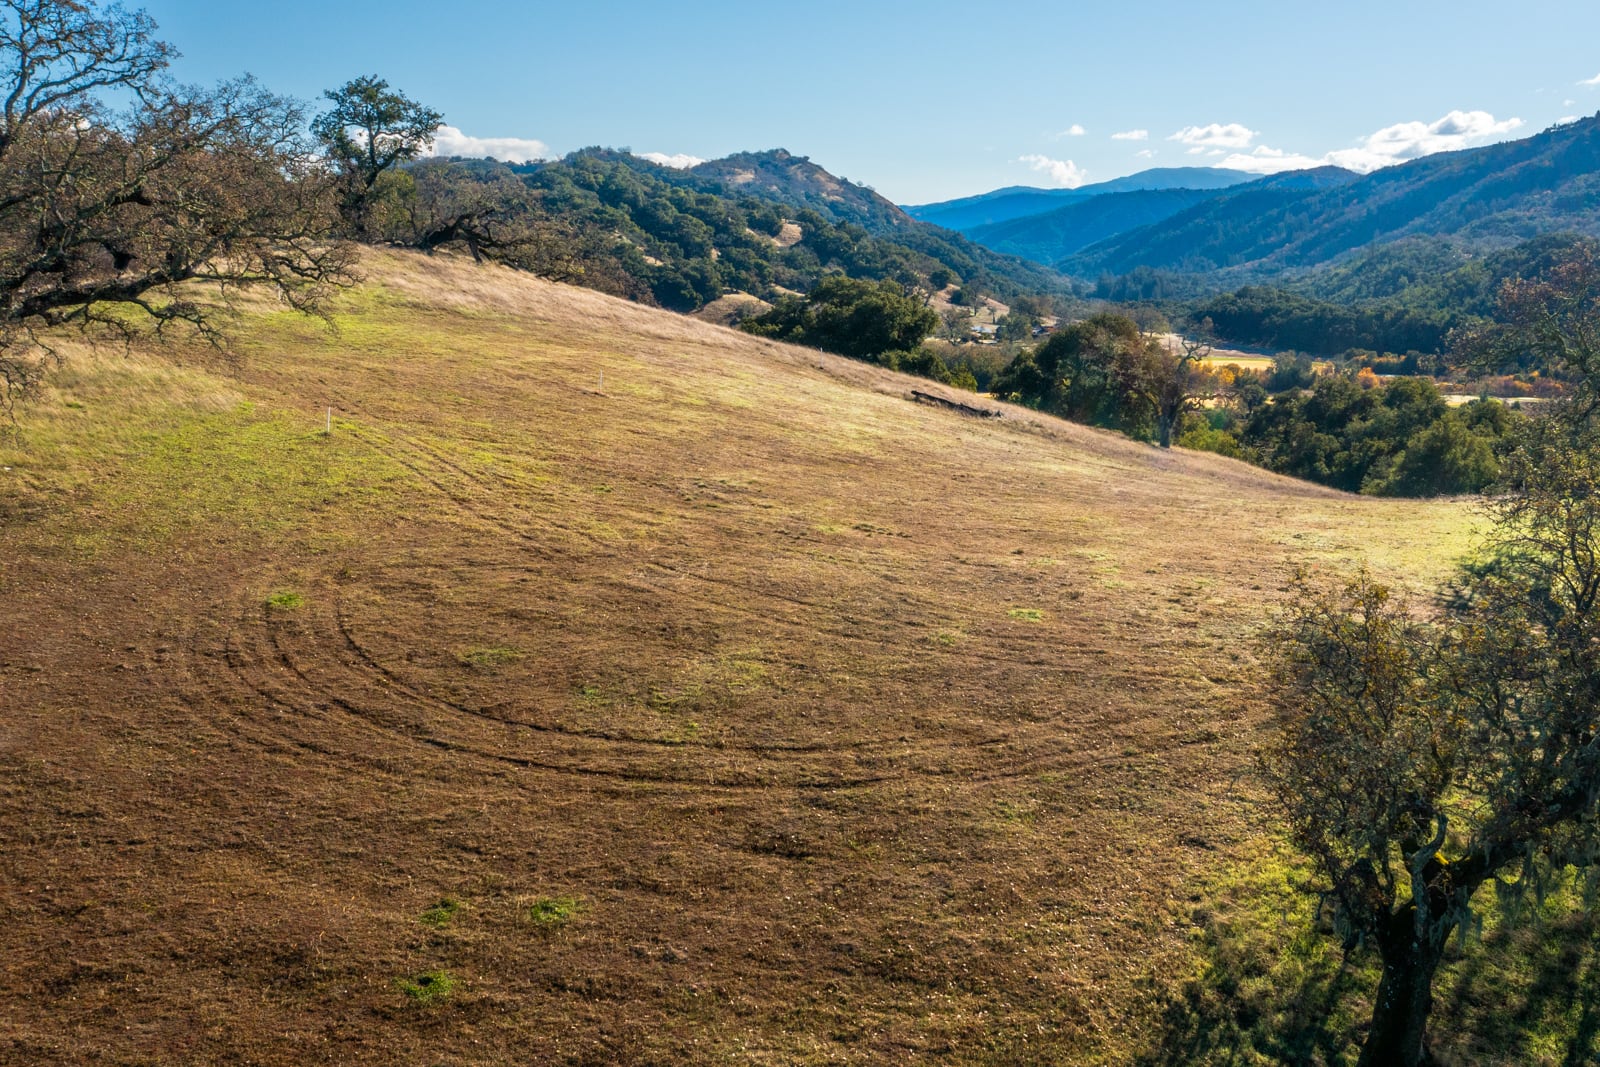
[419,898,462,928]
[1007,608,1044,622]
[264,591,303,610]
[459,646,523,669]
[2,365,410,557]
[395,969,457,1005]
[527,896,583,928]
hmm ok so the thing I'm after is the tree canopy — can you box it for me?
[311,75,442,233]
[989,313,1217,447]
[740,275,937,360]
[0,0,351,414]
[311,75,441,187]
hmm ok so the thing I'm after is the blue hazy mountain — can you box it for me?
[1062,116,1600,278]
[903,167,1257,232]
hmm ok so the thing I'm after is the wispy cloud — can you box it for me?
[1051,124,1087,138]
[1580,72,1600,87]
[1017,154,1088,188]
[1111,129,1149,141]
[1136,148,1157,158]
[429,125,549,164]
[1217,109,1525,175]
[639,152,704,169]
[1169,122,1257,149]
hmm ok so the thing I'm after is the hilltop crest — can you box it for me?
[690,148,917,231]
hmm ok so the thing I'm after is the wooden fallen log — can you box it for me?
[910,390,1004,419]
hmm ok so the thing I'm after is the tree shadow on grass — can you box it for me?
[1432,906,1600,1067]
[1134,919,1368,1067]
[1137,895,1600,1067]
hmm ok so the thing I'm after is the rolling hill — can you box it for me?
[1064,114,1600,279]
[677,148,1068,294]
[903,168,1257,233]
[510,148,1068,309]
[688,148,919,233]
[0,250,1475,1064]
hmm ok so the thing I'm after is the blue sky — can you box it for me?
[140,1,1600,204]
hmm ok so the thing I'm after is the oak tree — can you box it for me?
[0,0,352,414]
[1118,336,1217,448]
[311,75,442,233]
[1266,246,1600,1065]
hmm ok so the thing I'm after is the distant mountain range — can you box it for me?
[967,168,1358,264]
[903,167,1256,232]
[897,115,1600,288]
[1062,115,1600,279]
[470,113,1600,323]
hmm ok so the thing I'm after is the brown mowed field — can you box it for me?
[0,251,1473,1065]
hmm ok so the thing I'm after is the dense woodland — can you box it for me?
[1181,234,1600,363]
[986,315,1517,496]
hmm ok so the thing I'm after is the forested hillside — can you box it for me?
[969,187,1250,264]
[1187,233,1597,359]
[494,149,1067,312]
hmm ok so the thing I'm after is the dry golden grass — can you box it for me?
[690,292,772,327]
[0,249,1473,1065]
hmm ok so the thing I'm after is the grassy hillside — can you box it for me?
[1,251,1475,1065]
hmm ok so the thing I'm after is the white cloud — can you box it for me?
[639,152,705,169]
[1111,129,1149,141]
[1052,124,1087,138]
[428,125,549,163]
[1565,99,1578,107]
[1215,109,1525,175]
[1169,122,1257,149]
[1136,148,1157,158]
[1324,110,1523,171]
[1017,153,1088,188]
[1580,72,1600,87]
[1557,115,1582,125]
[1216,145,1330,174]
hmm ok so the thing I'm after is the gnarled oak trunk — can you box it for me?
[1357,916,1444,1067]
